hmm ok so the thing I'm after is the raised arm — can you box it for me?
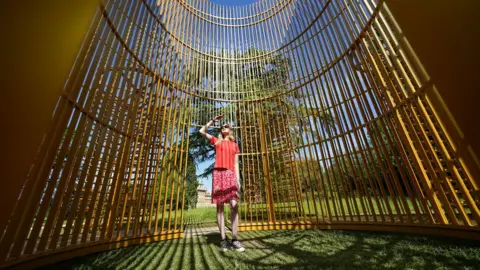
[199,120,214,140]
[199,115,223,140]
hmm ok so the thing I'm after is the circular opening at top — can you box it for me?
[209,0,259,6]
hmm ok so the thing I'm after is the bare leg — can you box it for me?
[230,199,239,240]
[216,203,225,240]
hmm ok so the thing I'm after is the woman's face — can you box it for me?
[221,126,231,137]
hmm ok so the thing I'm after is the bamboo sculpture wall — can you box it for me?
[1,0,479,268]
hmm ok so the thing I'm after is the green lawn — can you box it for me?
[183,207,218,225]
[43,228,480,269]
[162,197,428,228]
[239,197,425,216]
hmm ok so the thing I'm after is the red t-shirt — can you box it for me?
[210,137,240,172]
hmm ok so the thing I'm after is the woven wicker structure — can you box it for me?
[1,0,479,268]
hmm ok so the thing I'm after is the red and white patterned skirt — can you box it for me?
[212,169,239,204]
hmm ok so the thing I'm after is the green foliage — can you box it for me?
[319,119,412,197]
[296,158,324,192]
[184,154,199,210]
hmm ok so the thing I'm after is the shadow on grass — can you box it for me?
[42,227,480,270]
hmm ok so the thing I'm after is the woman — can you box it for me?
[199,115,245,252]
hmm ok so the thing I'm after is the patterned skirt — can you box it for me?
[212,169,239,204]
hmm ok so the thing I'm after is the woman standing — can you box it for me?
[199,115,245,252]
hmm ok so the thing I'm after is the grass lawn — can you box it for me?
[43,228,480,269]
[43,204,479,269]
[239,197,426,217]
[160,196,432,229]
[180,197,427,224]
[183,207,218,225]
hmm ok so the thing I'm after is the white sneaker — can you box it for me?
[230,239,245,252]
[220,240,230,252]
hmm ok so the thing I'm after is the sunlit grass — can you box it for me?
[183,207,218,225]
[157,197,427,228]
[44,229,480,269]
[234,197,426,222]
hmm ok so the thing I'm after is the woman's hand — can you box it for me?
[213,115,223,122]
[236,175,241,189]
[200,116,221,139]
[236,177,241,198]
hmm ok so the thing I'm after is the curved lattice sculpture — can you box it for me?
[1,0,479,268]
